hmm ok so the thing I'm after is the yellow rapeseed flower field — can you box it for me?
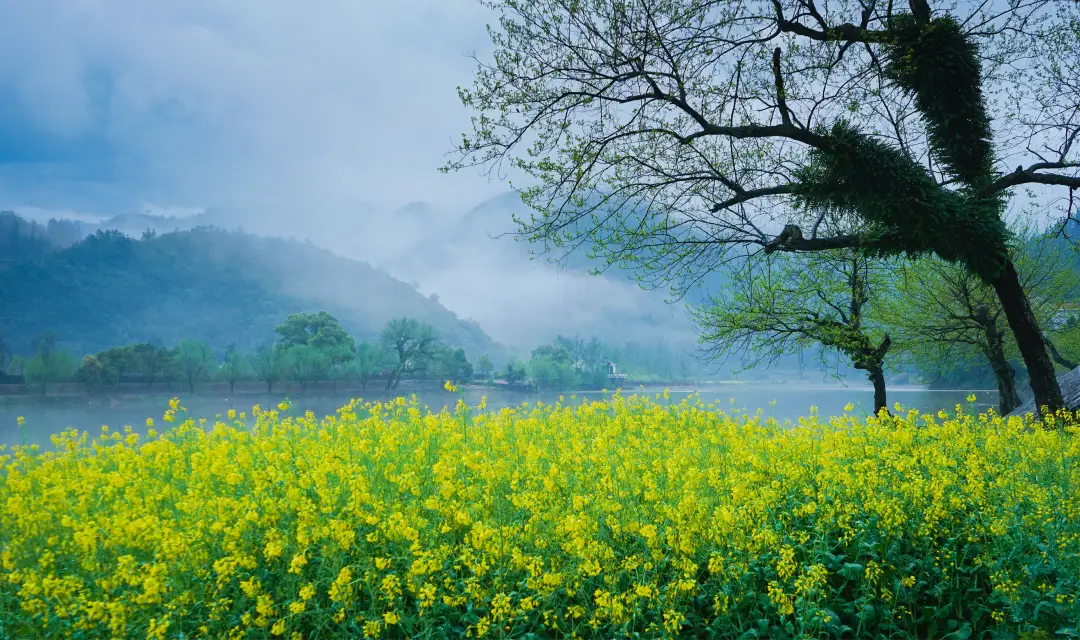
[1,394,1079,638]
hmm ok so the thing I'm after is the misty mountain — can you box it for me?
[50,194,707,352]
[377,192,707,351]
[0,220,506,361]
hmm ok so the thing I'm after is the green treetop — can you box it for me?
[446,0,1080,412]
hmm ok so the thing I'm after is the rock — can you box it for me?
[1007,367,1080,417]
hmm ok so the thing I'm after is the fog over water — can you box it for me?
[1,385,998,448]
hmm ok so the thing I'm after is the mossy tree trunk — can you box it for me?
[852,334,892,416]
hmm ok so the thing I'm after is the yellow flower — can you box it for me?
[288,553,308,574]
[362,620,382,638]
[329,567,353,603]
[16,416,25,427]
[444,380,458,393]
[1,392,1077,638]
[240,578,261,597]
[147,616,170,640]
[966,393,977,403]
[278,400,291,412]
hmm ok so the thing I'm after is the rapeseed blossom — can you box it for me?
[0,395,1078,638]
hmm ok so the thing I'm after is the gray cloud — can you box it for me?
[0,0,504,210]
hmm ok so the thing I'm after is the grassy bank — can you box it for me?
[1,394,1078,638]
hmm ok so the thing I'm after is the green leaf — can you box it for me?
[839,562,864,580]
[941,623,973,640]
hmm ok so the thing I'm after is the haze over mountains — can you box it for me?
[0,216,504,361]
[12,192,702,353]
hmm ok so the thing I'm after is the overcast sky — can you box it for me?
[0,0,507,216]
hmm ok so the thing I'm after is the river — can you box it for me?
[0,383,998,448]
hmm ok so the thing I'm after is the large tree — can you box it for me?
[695,249,893,414]
[446,0,1080,412]
[885,231,1079,414]
[274,312,356,362]
[379,318,441,391]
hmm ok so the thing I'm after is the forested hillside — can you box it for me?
[0,220,505,360]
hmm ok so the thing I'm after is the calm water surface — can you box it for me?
[0,384,998,447]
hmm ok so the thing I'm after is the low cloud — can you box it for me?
[0,0,503,211]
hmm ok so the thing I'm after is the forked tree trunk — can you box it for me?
[990,260,1064,413]
[852,334,891,416]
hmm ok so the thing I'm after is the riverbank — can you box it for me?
[2,384,998,448]
[0,379,712,399]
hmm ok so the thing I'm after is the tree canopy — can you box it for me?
[694,249,893,413]
[380,318,442,391]
[447,0,1080,411]
[274,312,356,358]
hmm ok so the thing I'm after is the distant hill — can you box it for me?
[65,195,712,352]
[0,220,507,361]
